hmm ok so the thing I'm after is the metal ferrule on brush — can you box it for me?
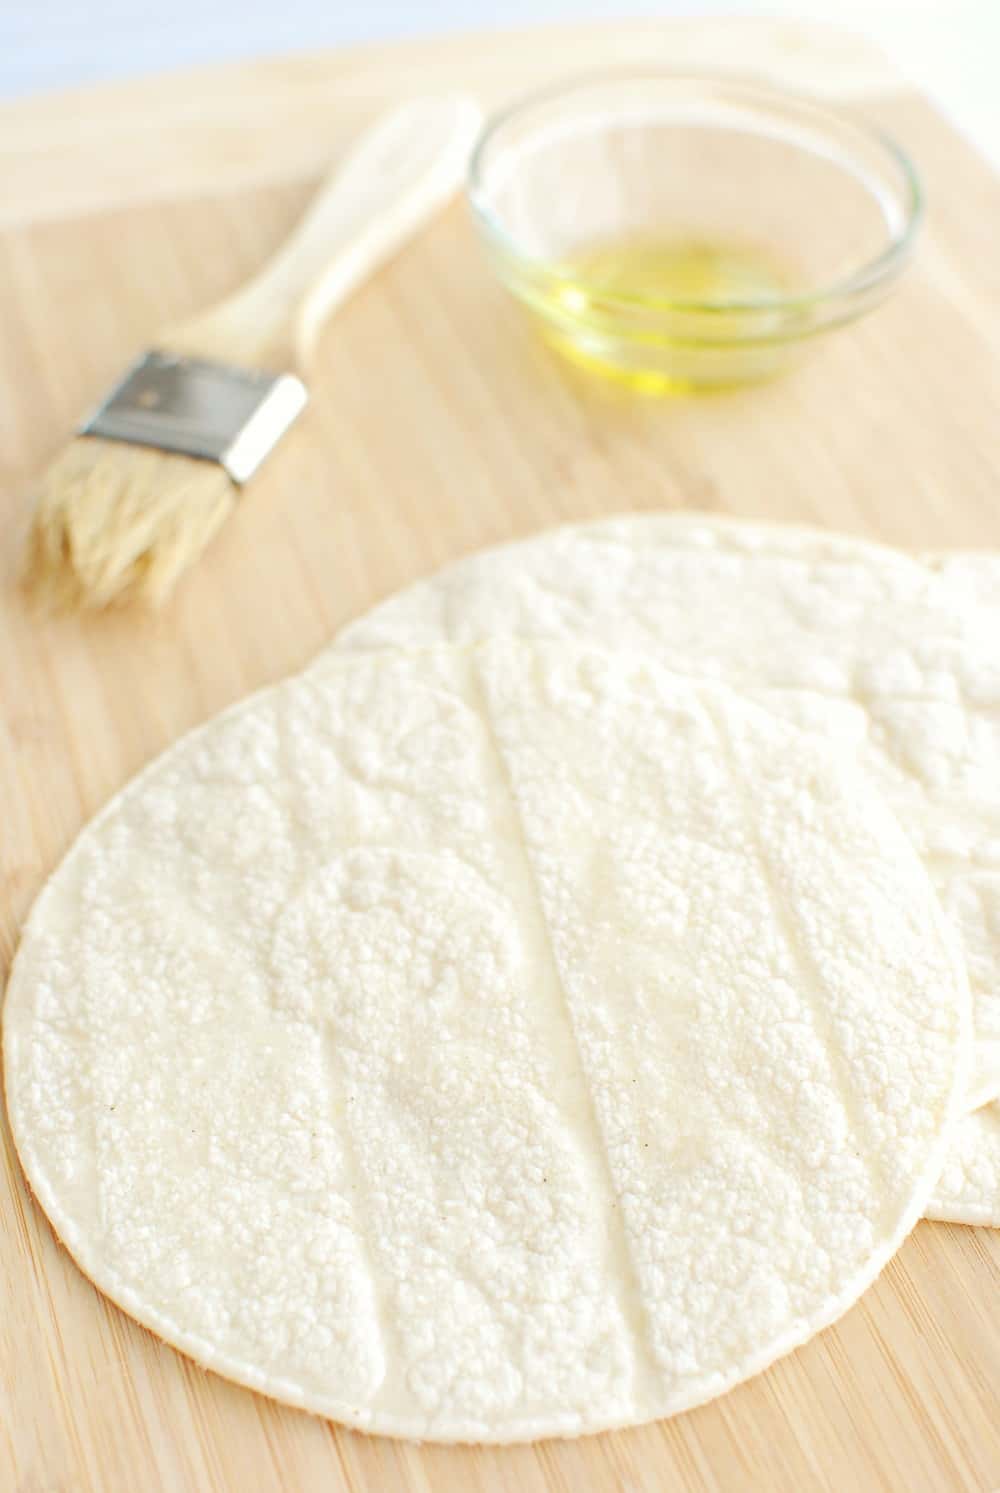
[81,351,308,484]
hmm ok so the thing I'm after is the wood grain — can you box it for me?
[2,19,1000,1493]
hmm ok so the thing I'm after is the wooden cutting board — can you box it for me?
[2,19,999,1493]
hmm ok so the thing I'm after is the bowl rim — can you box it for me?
[466,68,924,318]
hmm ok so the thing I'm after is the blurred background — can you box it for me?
[5,1,999,167]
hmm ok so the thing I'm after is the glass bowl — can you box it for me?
[467,71,923,392]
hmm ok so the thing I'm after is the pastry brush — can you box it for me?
[24,96,482,610]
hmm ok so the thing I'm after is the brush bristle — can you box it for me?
[22,436,238,609]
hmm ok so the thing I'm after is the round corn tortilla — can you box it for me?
[3,641,969,1439]
[332,514,1000,1227]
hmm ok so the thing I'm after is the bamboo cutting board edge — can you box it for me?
[2,18,1000,1493]
[0,16,908,228]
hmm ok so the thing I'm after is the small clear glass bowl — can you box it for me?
[467,71,923,391]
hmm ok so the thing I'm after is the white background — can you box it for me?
[5,1,999,168]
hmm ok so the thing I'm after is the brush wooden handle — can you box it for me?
[162,96,482,372]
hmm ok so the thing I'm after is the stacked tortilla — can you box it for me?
[4,514,998,1440]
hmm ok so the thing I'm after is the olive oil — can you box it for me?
[536,234,797,392]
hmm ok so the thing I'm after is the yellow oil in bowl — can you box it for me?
[471,78,921,392]
[534,233,800,393]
